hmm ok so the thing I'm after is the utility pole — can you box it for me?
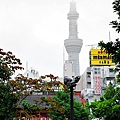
[70,86,74,120]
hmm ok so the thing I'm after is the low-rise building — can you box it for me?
[23,68,39,79]
[76,66,116,102]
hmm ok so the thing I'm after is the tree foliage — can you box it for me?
[110,0,120,33]
[0,48,24,119]
[0,48,66,119]
[98,0,120,57]
[0,48,23,83]
[0,83,19,120]
[90,84,120,120]
[90,0,120,119]
[98,0,120,82]
[40,88,90,120]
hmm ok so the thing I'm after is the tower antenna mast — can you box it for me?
[64,1,83,76]
[109,31,111,41]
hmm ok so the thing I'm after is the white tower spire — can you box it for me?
[64,1,83,76]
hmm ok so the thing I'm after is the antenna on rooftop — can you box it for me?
[63,46,66,77]
[109,31,111,41]
[26,61,28,71]
[85,44,97,49]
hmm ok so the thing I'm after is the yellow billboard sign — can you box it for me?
[90,49,115,66]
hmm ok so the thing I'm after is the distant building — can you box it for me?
[23,68,39,79]
[75,47,116,102]
[76,66,116,102]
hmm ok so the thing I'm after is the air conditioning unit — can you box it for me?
[88,90,94,97]
[88,93,94,97]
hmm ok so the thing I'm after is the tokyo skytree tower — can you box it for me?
[64,1,83,76]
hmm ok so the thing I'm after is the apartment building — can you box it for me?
[76,66,116,102]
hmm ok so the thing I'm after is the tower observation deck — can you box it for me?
[64,1,83,76]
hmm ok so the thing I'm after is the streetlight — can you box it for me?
[64,76,80,120]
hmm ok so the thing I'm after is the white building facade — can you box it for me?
[23,68,39,79]
[76,66,116,102]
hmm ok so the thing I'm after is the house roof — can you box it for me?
[19,91,83,108]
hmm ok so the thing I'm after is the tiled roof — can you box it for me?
[19,91,82,108]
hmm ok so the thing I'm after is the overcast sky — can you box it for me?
[0,0,119,77]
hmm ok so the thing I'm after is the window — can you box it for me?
[109,68,113,72]
[87,75,91,78]
[98,68,100,70]
[94,68,97,70]
[94,68,98,74]
[98,71,100,74]
[94,71,97,74]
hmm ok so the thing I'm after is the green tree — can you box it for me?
[16,100,41,119]
[0,48,23,120]
[90,84,120,120]
[90,0,120,119]
[0,84,19,120]
[0,49,66,119]
[110,0,120,33]
[98,0,120,82]
[0,49,23,83]
[98,0,120,69]
[41,88,90,120]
